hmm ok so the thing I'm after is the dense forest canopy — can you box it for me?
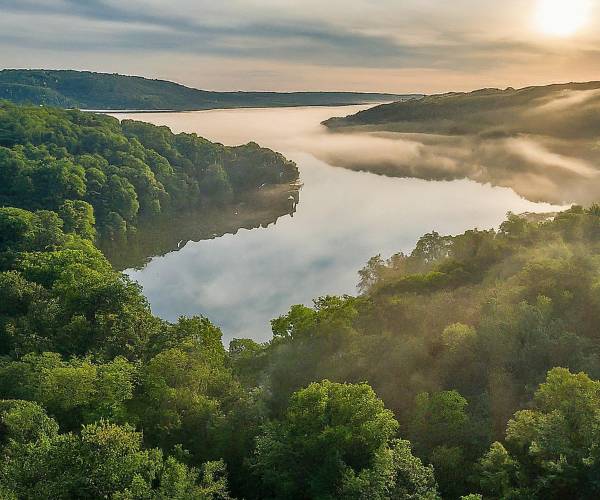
[0,101,298,239]
[0,103,599,498]
[0,70,416,111]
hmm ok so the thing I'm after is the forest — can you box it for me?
[0,100,298,240]
[0,70,413,111]
[0,104,599,499]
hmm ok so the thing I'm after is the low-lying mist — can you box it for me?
[309,131,600,205]
[319,85,600,205]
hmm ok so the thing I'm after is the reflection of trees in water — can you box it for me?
[315,132,600,206]
[100,184,300,270]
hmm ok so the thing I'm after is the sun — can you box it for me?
[535,0,590,36]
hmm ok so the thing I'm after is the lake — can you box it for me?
[110,105,566,343]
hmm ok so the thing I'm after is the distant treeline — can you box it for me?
[0,69,418,110]
[324,80,600,137]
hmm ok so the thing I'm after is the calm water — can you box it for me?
[112,106,566,343]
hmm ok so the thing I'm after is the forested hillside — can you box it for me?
[0,70,414,110]
[259,207,600,498]
[324,81,600,136]
[321,81,600,206]
[0,103,599,498]
[0,101,298,240]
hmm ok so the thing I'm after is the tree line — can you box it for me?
[0,69,409,111]
[0,101,298,240]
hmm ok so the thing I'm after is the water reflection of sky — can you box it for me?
[114,106,567,343]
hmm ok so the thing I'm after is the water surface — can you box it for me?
[112,106,566,343]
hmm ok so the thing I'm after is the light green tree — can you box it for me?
[254,380,439,499]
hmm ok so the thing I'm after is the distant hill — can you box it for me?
[320,81,600,206]
[0,69,418,110]
[323,81,600,138]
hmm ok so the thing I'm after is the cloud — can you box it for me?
[1,0,600,91]
[504,137,598,177]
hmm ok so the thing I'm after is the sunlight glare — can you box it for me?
[535,0,590,36]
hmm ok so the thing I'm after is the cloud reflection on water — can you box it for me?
[115,106,567,343]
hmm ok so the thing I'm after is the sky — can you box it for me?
[1,0,599,93]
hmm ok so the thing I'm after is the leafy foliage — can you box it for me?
[252,380,439,499]
[476,368,600,499]
[1,102,600,499]
[254,205,600,498]
[0,101,298,239]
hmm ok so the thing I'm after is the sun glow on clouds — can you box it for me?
[535,0,591,36]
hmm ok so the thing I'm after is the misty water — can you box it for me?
[110,105,566,343]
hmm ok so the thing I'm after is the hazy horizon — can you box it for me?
[2,0,599,93]
[3,66,599,96]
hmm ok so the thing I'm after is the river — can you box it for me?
[110,105,566,343]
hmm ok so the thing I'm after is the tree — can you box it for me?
[30,158,86,209]
[0,208,35,253]
[475,368,600,499]
[151,316,226,362]
[0,354,136,431]
[410,232,451,268]
[59,200,96,240]
[132,344,239,465]
[409,390,472,497]
[0,400,59,445]
[0,102,298,236]
[103,175,139,223]
[475,442,520,499]
[0,207,65,253]
[199,163,233,202]
[357,254,386,294]
[409,390,470,457]
[253,380,436,499]
[388,439,440,499]
[0,420,231,499]
[441,323,476,353]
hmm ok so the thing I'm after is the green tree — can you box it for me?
[0,354,136,430]
[0,420,230,499]
[0,207,65,253]
[475,442,520,499]
[409,390,470,457]
[388,439,440,499]
[59,200,96,240]
[199,163,233,202]
[253,380,435,499]
[132,344,240,465]
[0,400,59,445]
[30,158,86,209]
[475,368,600,499]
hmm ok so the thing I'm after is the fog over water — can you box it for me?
[112,105,567,343]
[323,87,600,205]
